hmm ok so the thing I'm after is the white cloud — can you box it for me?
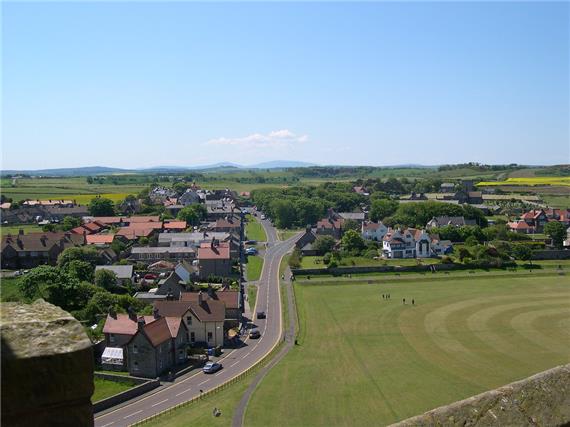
[206,129,308,148]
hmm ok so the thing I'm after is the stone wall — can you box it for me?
[532,249,570,260]
[92,378,160,413]
[1,300,94,427]
[390,364,570,427]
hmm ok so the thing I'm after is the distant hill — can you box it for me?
[247,160,317,169]
[0,166,129,176]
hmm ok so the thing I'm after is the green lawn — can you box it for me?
[0,277,24,302]
[248,284,258,312]
[0,224,44,237]
[541,194,570,209]
[245,217,267,242]
[245,274,570,426]
[92,377,136,402]
[246,256,263,281]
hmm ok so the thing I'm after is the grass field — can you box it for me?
[246,256,264,281]
[92,377,136,402]
[278,229,303,241]
[477,177,570,187]
[245,217,267,242]
[248,284,258,312]
[245,274,570,426]
[541,194,570,209]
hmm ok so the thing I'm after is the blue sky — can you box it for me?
[2,1,569,169]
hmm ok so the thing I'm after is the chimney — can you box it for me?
[198,291,203,306]
[108,305,117,319]
[153,307,160,319]
[137,316,146,330]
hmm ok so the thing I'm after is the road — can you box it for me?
[94,219,296,427]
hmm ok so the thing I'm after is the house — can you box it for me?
[103,310,155,349]
[129,246,196,262]
[154,294,225,347]
[1,231,85,269]
[352,186,369,196]
[116,222,163,241]
[71,220,107,235]
[197,241,232,279]
[382,228,451,259]
[295,227,319,256]
[117,198,142,215]
[545,208,570,225]
[440,183,456,193]
[180,288,240,323]
[211,216,241,233]
[205,200,236,220]
[179,189,202,206]
[163,221,187,232]
[90,216,127,227]
[158,232,231,248]
[507,221,535,234]
[467,191,483,204]
[86,234,116,246]
[338,212,366,223]
[361,221,388,241]
[426,216,476,229]
[95,265,134,285]
[126,315,188,378]
[155,271,187,299]
[43,205,90,221]
[149,186,177,204]
[22,199,75,207]
[520,210,549,232]
[316,211,344,240]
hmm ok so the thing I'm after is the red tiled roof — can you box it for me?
[164,221,187,229]
[214,218,241,229]
[317,218,343,229]
[180,290,239,309]
[362,222,381,231]
[102,314,156,335]
[142,317,172,347]
[93,216,124,225]
[86,234,115,244]
[198,242,230,260]
[127,216,161,223]
[164,317,184,338]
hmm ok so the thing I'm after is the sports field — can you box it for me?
[245,273,570,426]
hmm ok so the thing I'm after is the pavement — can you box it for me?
[94,219,298,427]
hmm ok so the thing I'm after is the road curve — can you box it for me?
[94,220,296,427]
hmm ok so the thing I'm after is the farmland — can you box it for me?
[244,274,570,426]
[477,177,570,187]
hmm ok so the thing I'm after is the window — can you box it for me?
[186,316,192,325]
[190,332,195,342]
[207,332,213,341]
[109,334,115,344]
[178,349,184,359]
[133,345,138,354]
[133,362,139,371]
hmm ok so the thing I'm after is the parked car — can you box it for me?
[245,248,258,255]
[202,362,222,374]
[249,328,261,339]
[256,311,266,319]
[260,214,266,220]
[144,273,157,280]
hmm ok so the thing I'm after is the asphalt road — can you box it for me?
[94,219,296,427]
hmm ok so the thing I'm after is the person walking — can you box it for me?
[403,298,406,305]
[412,299,415,306]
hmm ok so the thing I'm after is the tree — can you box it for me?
[369,199,399,222]
[512,244,533,264]
[18,265,80,310]
[312,236,336,255]
[343,219,360,233]
[544,221,566,248]
[341,229,365,254]
[288,248,302,269]
[94,269,117,290]
[62,216,81,231]
[177,204,207,226]
[465,235,479,247]
[63,260,95,282]
[271,200,296,229]
[89,197,115,216]
[58,246,101,268]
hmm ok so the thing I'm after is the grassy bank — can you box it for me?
[245,216,267,242]
[92,377,136,402]
[246,256,263,281]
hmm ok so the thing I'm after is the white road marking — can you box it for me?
[175,388,192,397]
[100,423,114,427]
[151,399,168,407]
[230,361,240,367]
[123,410,143,419]
[198,379,209,386]
[215,371,224,376]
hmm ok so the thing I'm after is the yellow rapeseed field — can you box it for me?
[477,177,570,187]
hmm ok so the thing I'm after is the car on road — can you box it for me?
[260,214,266,220]
[245,247,258,255]
[256,311,266,319]
[249,328,261,339]
[202,362,222,374]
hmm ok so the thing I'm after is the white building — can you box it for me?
[361,221,388,241]
[382,228,452,259]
